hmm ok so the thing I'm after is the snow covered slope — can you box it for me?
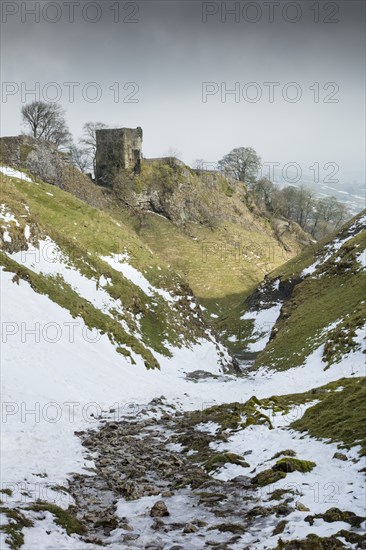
[1,167,365,549]
[0,168,232,535]
[236,210,366,374]
[0,166,231,370]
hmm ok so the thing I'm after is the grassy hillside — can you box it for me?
[0,168,230,370]
[1,143,365,550]
[239,211,366,371]
[115,210,291,310]
[257,212,366,372]
[108,160,311,319]
[0,136,312,322]
[291,377,366,456]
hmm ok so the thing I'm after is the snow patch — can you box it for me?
[0,204,20,227]
[210,404,365,547]
[2,230,11,242]
[0,165,32,182]
[195,421,220,435]
[356,248,366,268]
[101,253,174,302]
[241,303,282,352]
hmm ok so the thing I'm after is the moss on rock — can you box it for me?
[273,457,316,473]
[305,507,365,528]
[251,469,287,487]
[271,450,297,460]
[204,452,250,472]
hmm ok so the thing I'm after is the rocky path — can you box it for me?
[67,398,296,549]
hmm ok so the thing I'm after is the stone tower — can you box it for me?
[95,127,143,186]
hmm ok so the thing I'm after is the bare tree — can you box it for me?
[296,186,314,229]
[251,177,275,211]
[218,147,261,184]
[192,159,206,170]
[21,101,72,148]
[80,121,108,174]
[69,145,92,174]
[162,146,182,160]
[311,196,349,238]
[21,101,49,138]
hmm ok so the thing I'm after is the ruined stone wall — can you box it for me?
[95,127,142,187]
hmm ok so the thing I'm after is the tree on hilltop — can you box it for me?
[218,147,261,184]
[21,101,72,148]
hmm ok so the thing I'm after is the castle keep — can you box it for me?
[95,127,143,186]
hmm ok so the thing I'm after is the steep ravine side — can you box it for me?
[0,166,235,372]
[0,135,313,322]
[1,147,364,550]
[221,209,366,365]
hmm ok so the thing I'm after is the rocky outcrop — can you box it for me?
[0,136,313,253]
[245,275,301,312]
[110,157,315,252]
[0,135,108,208]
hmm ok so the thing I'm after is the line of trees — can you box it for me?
[249,177,349,239]
[218,147,350,239]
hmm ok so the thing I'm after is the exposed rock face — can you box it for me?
[1,135,67,183]
[245,275,301,312]
[106,157,228,228]
[0,135,108,208]
[100,156,315,255]
[0,136,313,255]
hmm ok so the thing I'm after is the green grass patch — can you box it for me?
[27,502,85,536]
[322,302,365,368]
[0,507,33,550]
[1,173,213,363]
[255,213,366,371]
[255,269,365,372]
[292,378,366,455]
[0,252,159,369]
[186,396,272,435]
[116,208,299,323]
[258,378,366,455]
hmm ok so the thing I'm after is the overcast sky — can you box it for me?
[1,0,365,184]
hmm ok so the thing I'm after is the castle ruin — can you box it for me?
[95,127,143,186]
